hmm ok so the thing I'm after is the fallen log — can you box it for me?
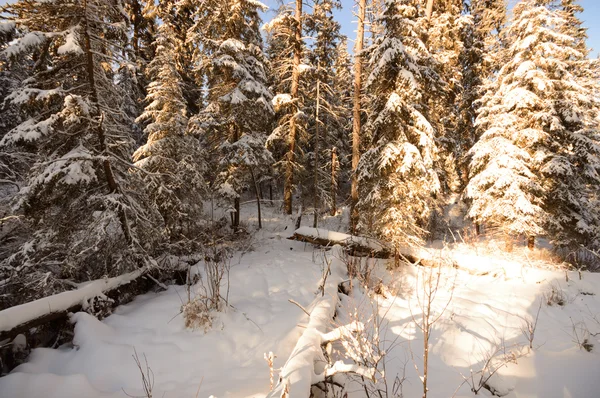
[288,227,438,268]
[289,227,392,258]
[267,246,375,398]
[0,267,149,340]
[0,266,176,374]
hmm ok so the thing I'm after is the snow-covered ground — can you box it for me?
[1,204,600,398]
[339,245,600,398]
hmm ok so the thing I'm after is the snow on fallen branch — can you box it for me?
[290,227,392,258]
[0,266,148,339]
[267,245,375,398]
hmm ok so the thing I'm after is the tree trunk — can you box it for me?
[351,0,367,234]
[284,0,303,215]
[232,124,241,229]
[234,198,240,229]
[330,147,338,216]
[82,0,132,247]
[426,0,434,20]
[295,205,303,230]
[250,167,262,229]
[527,235,535,250]
[313,77,321,228]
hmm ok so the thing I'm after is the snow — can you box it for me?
[31,145,97,186]
[0,267,147,334]
[4,31,47,57]
[267,246,348,398]
[272,93,293,110]
[337,242,600,398]
[57,29,83,55]
[2,208,600,398]
[0,21,15,33]
[0,215,325,397]
[294,226,389,253]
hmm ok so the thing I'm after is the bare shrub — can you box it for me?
[569,317,594,352]
[545,282,566,306]
[183,245,231,331]
[123,349,154,398]
[333,296,404,398]
[456,340,526,396]
[410,258,456,398]
[520,299,542,350]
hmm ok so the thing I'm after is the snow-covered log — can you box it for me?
[267,245,375,398]
[290,227,392,258]
[0,267,149,341]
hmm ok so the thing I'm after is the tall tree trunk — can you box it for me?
[313,78,321,228]
[351,0,367,234]
[331,147,338,216]
[232,124,241,229]
[426,0,434,20]
[284,0,303,215]
[250,167,262,229]
[82,0,132,247]
[234,198,240,228]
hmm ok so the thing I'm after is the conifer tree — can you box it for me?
[264,3,308,214]
[305,0,346,226]
[190,0,274,229]
[455,0,507,187]
[425,0,467,194]
[0,0,162,302]
[133,19,206,241]
[358,0,443,247]
[156,0,201,116]
[329,39,353,215]
[466,0,600,250]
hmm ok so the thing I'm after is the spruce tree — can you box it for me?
[425,0,467,194]
[456,0,507,187]
[0,0,162,304]
[189,0,274,229]
[466,0,600,250]
[264,3,308,213]
[133,19,206,241]
[358,0,443,247]
[305,0,346,225]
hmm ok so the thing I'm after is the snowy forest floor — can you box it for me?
[1,203,600,398]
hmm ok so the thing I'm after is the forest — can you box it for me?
[0,0,600,397]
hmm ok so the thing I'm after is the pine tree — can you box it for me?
[264,2,308,214]
[120,0,157,144]
[358,0,443,247]
[329,39,353,215]
[156,0,201,116]
[305,0,347,226]
[0,20,26,181]
[0,0,162,303]
[133,20,206,241]
[425,0,467,194]
[456,0,507,186]
[189,0,274,229]
[466,0,600,250]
